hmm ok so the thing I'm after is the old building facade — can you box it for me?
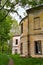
[12,35,20,54]
[20,5,43,57]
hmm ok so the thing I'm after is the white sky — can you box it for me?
[10,12,21,23]
[10,4,27,23]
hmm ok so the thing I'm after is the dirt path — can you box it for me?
[8,58,14,65]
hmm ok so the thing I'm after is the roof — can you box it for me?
[19,4,43,24]
[19,15,28,24]
[26,4,43,13]
[13,35,20,37]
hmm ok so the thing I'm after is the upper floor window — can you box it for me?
[21,23,23,34]
[16,39,18,45]
[34,17,40,30]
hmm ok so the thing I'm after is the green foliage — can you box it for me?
[16,0,19,3]
[39,0,43,4]
[19,0,43,6]
[0,53,9,65]
[1,0,11,7]
[0,12,12,44]
[10,19,20,36]
[28,0,38,6]
[0,8,20,54]
[10,55,43,65]
[1,0,43,8]
[20,0,27,6]
[0,9,6,22]
[0,41,12,54]
[0,9,13,53]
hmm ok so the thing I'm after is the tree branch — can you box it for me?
[0,0,8,10]
[0,0,21,22]
[1,8,21,22]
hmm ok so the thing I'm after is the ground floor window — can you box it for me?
[34,40,42,54]
[15,49,18,54]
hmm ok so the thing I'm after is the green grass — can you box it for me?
[0,53,10,65]
[10,54,43,65]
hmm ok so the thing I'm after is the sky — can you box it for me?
[4,0,31,23]
[4,2,28,23]
[10,4,27,23]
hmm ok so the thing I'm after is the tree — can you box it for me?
[1,0,43,8]
[0,9,13,53]
[0,0,43,20]
[10,19,20,36]
[0,9,20,53]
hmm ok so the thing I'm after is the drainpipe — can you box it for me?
[27,12,30,56]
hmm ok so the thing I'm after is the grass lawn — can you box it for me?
[10,54,43,65]
[0,53,10,65]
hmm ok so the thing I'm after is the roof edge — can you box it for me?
[19,15,28,25]
[13,35,20,37]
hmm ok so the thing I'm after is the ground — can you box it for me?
[0,54,43,65]
[8,59,14,65]
[10,54,43,65]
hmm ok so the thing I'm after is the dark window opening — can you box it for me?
[16,39,18,45]
[15,49,17,54]
[35,40,42,54]
[21,23,23,34]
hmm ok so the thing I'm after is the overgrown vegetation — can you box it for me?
[0,8,20,54]
[10,54,43,65]
[0,53,10,65]
[0,9,13,53]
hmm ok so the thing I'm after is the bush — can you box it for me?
[10,54,43,65]
[0,53,10,65]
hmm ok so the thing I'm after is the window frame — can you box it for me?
[34,17,41,30]
[34,40,42,55]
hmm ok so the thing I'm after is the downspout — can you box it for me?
[27,12,30,56]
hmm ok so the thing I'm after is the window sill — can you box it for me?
[35,53,42,55]
[34,28,41,30]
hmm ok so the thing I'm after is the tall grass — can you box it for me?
[10,54,43,65]
[0,53,10,65]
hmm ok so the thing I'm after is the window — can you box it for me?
[34,17,40,30]
[35,40,42,54]
[15,49,17,54]
[21,23,23,34]
[16,39,18,45]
